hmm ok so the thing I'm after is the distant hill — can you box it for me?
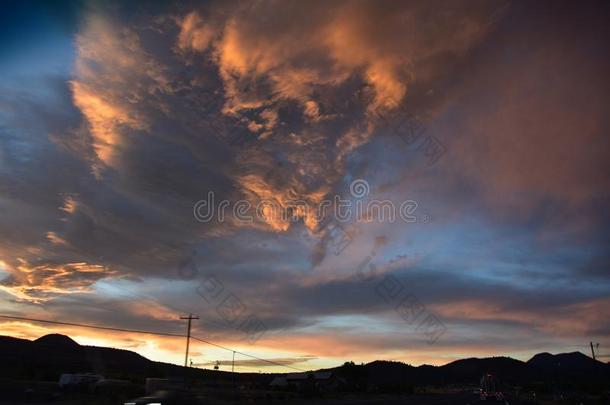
[0,334,265,384]
[1,334,608,393]
[527,351,599,371]
[524,351,609,387]
[34,333,80,348]
[327,353,610,392]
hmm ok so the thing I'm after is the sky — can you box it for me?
[1,0,609,372]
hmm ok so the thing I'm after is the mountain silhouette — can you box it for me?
[527,351,598,370]
[328,353,609,392]
[1,334,608,392]
[34,333,79,347]
[0,334,256,384]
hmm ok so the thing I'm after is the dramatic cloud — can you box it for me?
[1,0,609,369]
[62,0,505,234]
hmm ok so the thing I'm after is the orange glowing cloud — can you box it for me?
[66,2,506,236]
[0,260,115,303]
[59,195,78,215]
[235,172,332,232]
[179,1,504,118]
[71,81,142,166]
[70,13,170,174]
[45,231,69,246]
[177,11,216,52]
[171,2,505,235]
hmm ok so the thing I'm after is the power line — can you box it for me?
[190,335,306,372]
[0,314,184,338]
[90,277,279,340]
[0,314,308,372]
[63,272,297,365]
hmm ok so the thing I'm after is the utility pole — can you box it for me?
[180,313,199,367]
[590,341,597,361]
[232,351,236,401]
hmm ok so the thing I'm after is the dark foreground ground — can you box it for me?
[1,391,606,405]
[0,377,606,405]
